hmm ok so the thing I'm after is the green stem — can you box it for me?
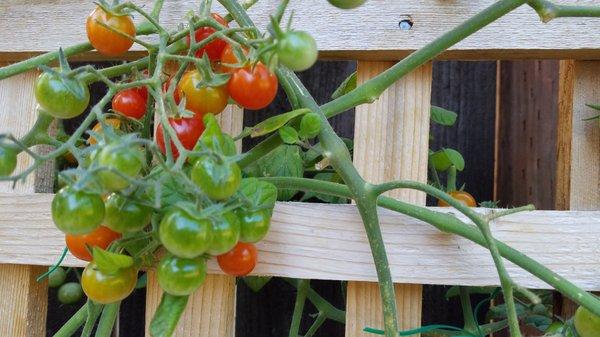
[81,301,103,337]
[304,313,327,337]
[94,302,120,337]
[289,279,309,337]
[527,0,600,22]
[446,166,457,192]
[284,278,346,324]
[52,304,88,337]
[458,287,478,334]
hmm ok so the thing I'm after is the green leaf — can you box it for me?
[332,72,357,99]
[279,126,299,144]
[587,103,600,111]
[300,173,347,203]
[243,109,310,138]
[430,106,458,126]
[195,114,237,157]
[147,167,191,209]
[239,178,278,211]
[92,247,134,275]
[245,145,304,201]
[149,293,189,337]
[429,148,465,172]
[243,276,272,292]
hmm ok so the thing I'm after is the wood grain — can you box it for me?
[349,61,431,336]
[0,66,48,337]
[2,1,600,61]
[555,60,575,211]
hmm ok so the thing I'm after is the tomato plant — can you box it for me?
[186,13,229,61]
[86,6,136,56]
[35,72,90,119]
[57,282,84,305]
[237,208,271,243]
[95,144,144,191]
[207,211,241,255]
[88,118,122,145]
[159,207,213,258]
[52,187,105,235]
[277,31,318,72]
[157,254,207,296]
[66,226,121,261]
[176,70,229,117]
[227,62,278,110]
[219,44,247,73]
[190,154,242,200]
[81,262,137,304]
[217,242,257,276]
[112,88,147,119]
[104,193,152,233]
[155,115,205,159]
[47,267,67,288]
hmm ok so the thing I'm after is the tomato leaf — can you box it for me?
[195,114,237,157]
[149,293,189,337]
[243,109,310,138]
[92,247,134,274]
[245,145,303,201]
[430,106,457,126]
[243,276,272,292]
[586,103,600,111]
[332,72,357,99]
[239,177,278,211]
[429,148,465,172]
[279,126,299,144]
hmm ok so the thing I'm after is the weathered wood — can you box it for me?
[2,1,600,61]
[0,66,48,336]
[555,60,576,211]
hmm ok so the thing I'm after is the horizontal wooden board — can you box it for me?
[1,1,600,61]
[0,193,599,290]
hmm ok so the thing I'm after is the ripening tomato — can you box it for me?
[176,70,229,117]
[186,13,229,61]
[159,208,213,259]
[228,63,278,110]
[95,144,144,192]
[81,262,137,304]
[52,186,105,235]
[219,44,248,73]
[88,118,122,145]
[86,6,136,56]
[112,88,147,120]
[277,31,318,72]
[574,306,600,337]
[155,116,205,159]
[66,226,121,261]
[157,254,207,296]
[327,0,367,9]
[437,191,477,207]
[217,242,257,276]
[35,72,90,119]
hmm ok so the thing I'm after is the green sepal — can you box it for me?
[92,247,134,274]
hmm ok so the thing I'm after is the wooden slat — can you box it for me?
[0,66,48,336]
[144,105,242,337]
[2,1,600,61]
[555,60,576,211]
[348,61,431,335]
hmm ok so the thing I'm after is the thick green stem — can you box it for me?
[52,304,88,337]
[458,287,478,333]
[284,278,346,324]
[289,279,309,337]
[528,0,600,22]
[95,302,120,337]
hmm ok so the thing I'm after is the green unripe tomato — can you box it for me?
[95,144,144,192]
[52,186,105,235]
[191,155,241,201]
[299,112,322,139]
[104,193,152,233]
[327,0,366,9]
[35,72,90,119]
[207,211,241,255]
[0,145,17,177]
[237,208,271,243]
[47,266,67,288]
[157,254,207,296]
[574,306,600,337]
[159,208,213,258]
[277,31,318,72]
[57,282,84,304]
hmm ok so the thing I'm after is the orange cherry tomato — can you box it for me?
[176,70,229,117]
[219,44,248,73]
[66,226,121,261]
[86,6,136,57]
[227,63,278,110]
[438,191,477,207]
[88,118,121,145]
[217,242,257,276]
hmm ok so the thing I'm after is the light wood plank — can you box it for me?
[2,1,600,61]
[348,61,431,335]
[0,66,48,337]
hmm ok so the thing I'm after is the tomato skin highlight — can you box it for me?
[52,187,105,235]
[112,89,147,120]
[104,193,152,233]
[66,226,121,261]
[186,13,229,61]
[437,191,477,207]
[190,154,242,201]
[86,6,136,56]
[228,63,278,110]
[208,211,241,256]
[81,262,137,304]
[157,254,207,296]
[217,242,257,276]
[237,208,271,243]
[159,208,213,258]
[35,72,90,119]
[277,31,318,72]
[176,70,229,118]
[574,306,600,337]
[155,116,205,159]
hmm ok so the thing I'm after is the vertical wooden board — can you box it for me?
[145,106,242,337]
[0,66,49,336]
[348,61,432,336]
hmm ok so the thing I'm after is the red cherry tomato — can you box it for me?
[438,191,477,207]
[186,13,229,61]
[155,116,205,159]
[66,226,121,261]
[219,44,248,73]
[112,88,147,120]
[228,63,278,110]
[217,242,257,276]
[86,6,136,56]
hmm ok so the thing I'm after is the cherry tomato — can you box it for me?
[52,186,105,235]
[217,242,257,276]
[186,13,229,61]
[208,211,241,255]
[236,208,271,243]
[35,72,90,119]
[575,306,600,337]
[437,191,477,207]
[86,6,136,56]
[95,144,144,192]
[190,154,241,201]
[88,118,122,145]
[228,63,278,110]
[159,208,213,258]
[66,226,121,261]
[327,0,367,9]
[176,70,229,117]
[57,282,84,304]
[277,31,318,72]
[157,254,207,296]
[81,262,137,304]
[219,44,247,73]
[155,116,205,159]
[104,193,152,233]
[112,88,147,120]
[0,145,17,177]
[48,267,67,288]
